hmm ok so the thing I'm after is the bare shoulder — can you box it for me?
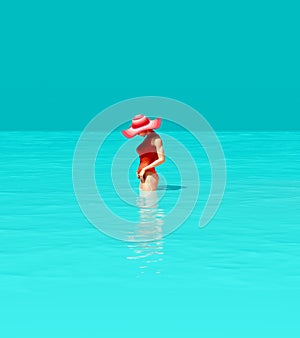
[151,133,163,147]
[153,137,163,147]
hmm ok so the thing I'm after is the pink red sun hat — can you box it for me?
[121,114,161,138]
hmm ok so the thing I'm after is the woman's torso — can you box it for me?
[136,133,159,174]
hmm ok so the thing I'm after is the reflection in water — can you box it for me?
[126,190,165,276]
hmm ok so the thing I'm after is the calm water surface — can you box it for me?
[0,131,299,337]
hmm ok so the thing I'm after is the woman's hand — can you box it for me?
[138,168,146,183]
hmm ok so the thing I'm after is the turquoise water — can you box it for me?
[1,131,300,337]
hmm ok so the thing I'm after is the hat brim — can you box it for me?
[121,118,161,138]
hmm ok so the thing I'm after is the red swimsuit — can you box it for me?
[136,135,159,178]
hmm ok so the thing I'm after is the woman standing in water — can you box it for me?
[122,114,165,191]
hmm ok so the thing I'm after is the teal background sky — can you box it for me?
[0,1,299,130]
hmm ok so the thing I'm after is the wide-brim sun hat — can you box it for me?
[121,114,161,138]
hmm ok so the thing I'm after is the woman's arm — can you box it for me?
[142,138,165,171]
